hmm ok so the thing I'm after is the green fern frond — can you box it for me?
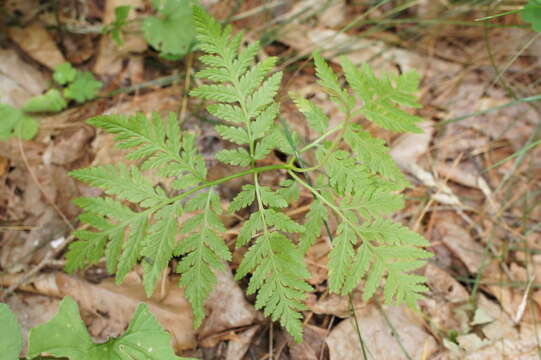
[70,164,167,208]
[88,112,206,182]
[298,199,327,254]
[340,56,423,133]
[237,231,312,342]
[65,233,107,273]
[258,186,288,208]
[327,222,356,293]
[229,184,256,213]
[344,125,409,187]
[251,103,279,139]
[191,7,313,341]
[312,52,354,112]
[359,218,430,247]
[340,189,404,219]
[293,52,431,308]
[68,111,226,313]
[236,212,263,247]
[176,189,231,327]
[216,148,252,166]
[68,7,433,344]
[290,93,329,134]
[215,125,250,145]
[142,203,180,296]
[318,149,373,196]
[117,216,148,283]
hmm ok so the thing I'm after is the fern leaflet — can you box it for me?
[191,6,312,341]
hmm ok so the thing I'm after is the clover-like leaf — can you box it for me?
[64,71,103,104]
[0,103,38,141]
[53,62,77,85]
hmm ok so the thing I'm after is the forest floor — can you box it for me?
[1,0,541,359]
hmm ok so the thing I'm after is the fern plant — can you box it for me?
[66,6,432,342]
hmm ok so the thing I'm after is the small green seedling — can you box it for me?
[102,5,132,45]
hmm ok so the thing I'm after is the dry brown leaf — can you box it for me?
[279,24,460,76]
[326,305,438,360]
[289,324,328,360]
[390,120,434,171]
[43,128,93,166]
[8,23,66,70]
[317,0,346,28]
[198,268,257,347]
[465,297,540,360]
[425,264,469,303]
[310,291,362,318]
[482,262,540,325]
[0,49,48,107]
[225,326,260,360]
[4,0,41,23]
[433,214,485,273]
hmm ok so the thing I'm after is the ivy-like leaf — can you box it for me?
[521,0,541,33]
[143,0,196,58]
[0,103,38,141]
[27,296,188,360]
[103,5,131,45]
[0,303,23,360]
[27,297,94,359]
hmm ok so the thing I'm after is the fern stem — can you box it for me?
[288,170,369,244]
[288,171,341,217]
[299,125,343,153]
[157,164,292,210]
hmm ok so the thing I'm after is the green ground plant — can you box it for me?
[0,62,102,142]
[64,6,433,343]
[143,0,196,59]
[0,297,191,360]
